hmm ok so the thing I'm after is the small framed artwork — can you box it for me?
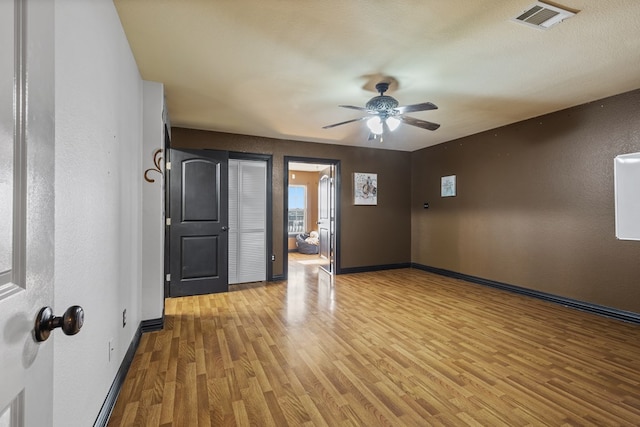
[441,175,456,197]
[354,172,377,205]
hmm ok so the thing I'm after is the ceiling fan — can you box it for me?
[323,82,440,142]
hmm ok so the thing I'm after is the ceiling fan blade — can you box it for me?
[339,105,370,112]
[395,102,438,114]
[400,115,441,131]
[322,116,367,129]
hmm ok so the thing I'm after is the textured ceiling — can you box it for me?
[114,0,640,152]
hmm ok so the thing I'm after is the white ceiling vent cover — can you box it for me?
[512,2,576,30]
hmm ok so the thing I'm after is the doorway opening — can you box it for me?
[284,157,340,280]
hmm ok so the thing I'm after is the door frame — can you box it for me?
[164,149,273,297]
[284,156,341,280]
[163,125,171,300]
[229,152,274,282]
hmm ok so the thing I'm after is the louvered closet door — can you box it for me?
[228,159,267,284]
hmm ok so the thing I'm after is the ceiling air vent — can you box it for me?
[512,2,576,30]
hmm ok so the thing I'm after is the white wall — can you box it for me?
[142,81,166,320]
[54,1,143,425]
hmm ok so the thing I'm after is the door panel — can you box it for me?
[170,149,228,296]
[181,236,219,278]
[1,0,55,425]
[183,160,220,221]
[318,166,334,273]
[318,174,330,260]
[228,159,266,284]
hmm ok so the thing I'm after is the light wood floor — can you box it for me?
[108,255,640,426]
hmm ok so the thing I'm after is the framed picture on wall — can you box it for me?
[354,172,377,205]
[441,175,456,197]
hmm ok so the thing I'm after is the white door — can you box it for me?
[228,159,267,284]
[317,166,335,273]
[1,1,55,425]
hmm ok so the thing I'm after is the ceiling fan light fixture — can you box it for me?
[386,116,400,131]
[323,80,440,141]
[367,116,400,134]
[366,116,383,134]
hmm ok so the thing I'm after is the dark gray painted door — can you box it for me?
[170,149,228,296]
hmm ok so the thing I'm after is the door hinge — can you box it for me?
[166,218,171,226]
[166,274,171,282]
[166,162,171,170]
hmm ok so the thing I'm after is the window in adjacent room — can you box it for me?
[288,185,306,234]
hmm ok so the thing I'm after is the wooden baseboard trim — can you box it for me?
[93,323,143,427]
[141,317,164,333]
[338,263,411,275]
[271,274,286,281]
[412,263,640,325]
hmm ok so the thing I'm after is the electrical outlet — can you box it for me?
[122,309,126,328]
[108,339,114,362]
[271,254,275,261]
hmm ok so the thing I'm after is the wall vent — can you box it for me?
[512,2,576,30]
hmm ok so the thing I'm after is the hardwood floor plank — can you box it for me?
[207,377,234,425]
[119,402,138,426]
[240,376,277,426]
[297,393,330,427]
[158,380,175,425]
[196,374,211,427]
[231,400,250,427]
[108,256,640,426]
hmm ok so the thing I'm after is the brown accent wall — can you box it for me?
[411,89,640,313]
[287,170,319,251]
[170,129,412,276]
